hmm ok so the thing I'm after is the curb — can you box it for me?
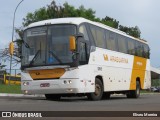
[0,93,45,97]
[0,93,159,97]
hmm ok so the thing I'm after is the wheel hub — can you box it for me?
[95,84,101,96]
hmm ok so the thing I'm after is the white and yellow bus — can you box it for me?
[21,17,151,100]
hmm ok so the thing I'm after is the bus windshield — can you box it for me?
[22,24,77,67]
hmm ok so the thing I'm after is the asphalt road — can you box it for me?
[0,94,160,111]
[0,94,160,120]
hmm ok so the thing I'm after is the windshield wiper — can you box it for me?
[29,50,40,66]
[14,40,30,48]
[23,41,30,48]
[49,51,62,64]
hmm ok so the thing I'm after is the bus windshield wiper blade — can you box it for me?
[49,51,62,64]
[29,50,40,66]
[24,41,30,48]
[14,40,30,48]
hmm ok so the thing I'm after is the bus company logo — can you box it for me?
[2,112,11,117]
[110,56,128,64]
[103,54,109,61]
[36,72,40,75]
[136,61,143,66]
[103,54,128,64]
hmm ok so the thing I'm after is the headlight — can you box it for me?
[64,80,67,84]
[63,80,72,84]
[23,82,29,86]
[68,80,72,84]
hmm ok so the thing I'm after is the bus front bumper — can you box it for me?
[21,79,90,95]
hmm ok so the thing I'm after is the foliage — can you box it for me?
[101,16,119,29]
[22,1,98,27]
[119,25,141,38]
[152,79,160,87]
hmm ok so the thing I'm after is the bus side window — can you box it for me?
[135,41,143,57]
[90,26,97,44]
[79,42,87,62]
[90,25,105,48]
[127,39,135,55]
[106,31,117,51]
[144,44,150,59]
[117,35,127,53]
[79,25,89,41]
[96,28,105,48]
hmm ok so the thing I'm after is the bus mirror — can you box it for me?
[9,42,14,55]
[69,36,76,51]
[77,33,84,38]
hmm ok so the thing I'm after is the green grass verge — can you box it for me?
[140,90,158,94]
[0,84,22,94]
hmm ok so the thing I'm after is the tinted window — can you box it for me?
[90,26,96,43]
[90,25,105,48]
[117,35,127,53]
[143,44,150,58]
[135,41,144,57]
[6,76,20,81]
[79,25,89,40]
[106,31,117,51]
[127,39,135,55]
[79,42,87,62]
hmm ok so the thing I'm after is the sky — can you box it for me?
[0,0,160,68]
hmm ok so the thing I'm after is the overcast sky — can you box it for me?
[0,0,159,68]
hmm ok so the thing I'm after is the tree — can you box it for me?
[22,1,98,27]
[119,25,141,38]
[101,16,119,29]
[0,48,20,68]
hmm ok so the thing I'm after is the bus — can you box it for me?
[0,69,5,83]
[20,17,151,100]
[0,70,21,85]
[0,69,21,85]
[4,75,21,85]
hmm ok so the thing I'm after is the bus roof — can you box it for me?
[26,17,148,44]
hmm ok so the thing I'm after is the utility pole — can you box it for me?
[9,0,24,85]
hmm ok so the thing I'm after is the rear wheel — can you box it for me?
[127,81,140,98]
[45,94,61,100]
[87,78,103,101]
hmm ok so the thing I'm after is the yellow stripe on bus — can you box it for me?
[28,68,65,80]
[130,56,147,90]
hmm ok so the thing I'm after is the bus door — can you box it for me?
[78,24,90,65]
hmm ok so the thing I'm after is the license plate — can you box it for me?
[40,83,50,87]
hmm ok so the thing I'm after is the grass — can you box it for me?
[0,84,22,94]
[140,90,158,94]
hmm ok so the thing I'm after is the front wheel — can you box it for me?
[87,78,103,101]
[127,81,140,98]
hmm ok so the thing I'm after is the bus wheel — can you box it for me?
[127,81,140,98]
[45,94,61,100]
[87,78,103,101]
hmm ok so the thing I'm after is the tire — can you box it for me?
[45,94,61,100]
[87,78,103,101]
[127,81,140,98]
